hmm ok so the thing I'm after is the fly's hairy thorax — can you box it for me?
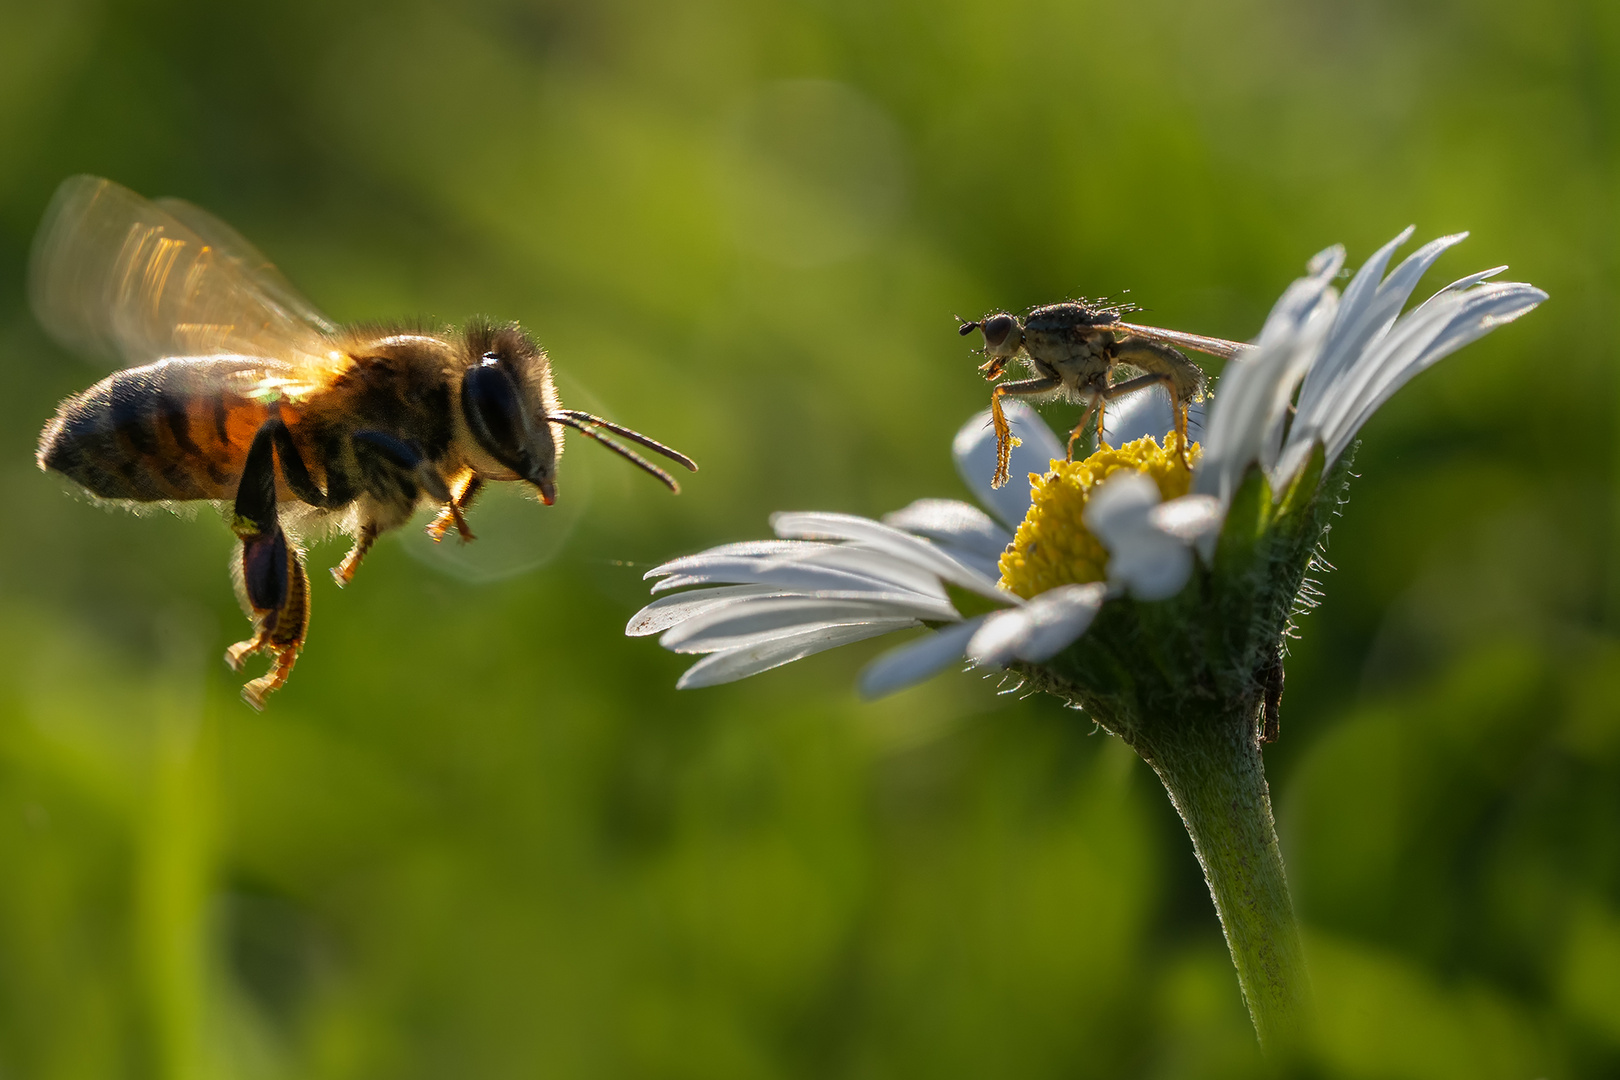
[1021,304,1119,390]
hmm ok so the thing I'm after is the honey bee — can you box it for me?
[959,301,1252,486]
[32,176,697,709]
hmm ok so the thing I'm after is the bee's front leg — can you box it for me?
[988,375,1062,489]
[334,430,460,585]
[426,474,482,544]
[227,420,311,710]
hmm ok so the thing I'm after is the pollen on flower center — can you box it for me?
[998,432,1201,599]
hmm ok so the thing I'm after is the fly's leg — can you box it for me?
[227,419,311,710]
[988,375,1062,489]
[1068,395,1102,460]
[1110,337,1208,466]
[1099,371,1187,464]
[426,474,483,543]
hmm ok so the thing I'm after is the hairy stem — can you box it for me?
[1127,710,1309,1051]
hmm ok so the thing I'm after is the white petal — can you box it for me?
[1286,232,1482,462]
[1259,298,1339,472]
[952,402,1065,531]
[1085,473,1196,601]
[1311,288,1466,460]
[1312,226,1415,364]
[1085,471,1161,527]
[1111,539,1193,601]
[661,596,923,654]
[676,620,918,689]
[1295,228,1441,432]
[1013,584,1107,661]
[882,498,1013,559]
[772,543,954,601]
[1150,494,1225,544]
[1323,280,1547,463]
[966,583,1105,666]
[648,545,949,603]
[1195,250,1340,502]
[858,618,986,699]
[644,540,820,580]
[1257,244,1344,348]
[964,608,1030,667]
[626,584,788,637]
[770,511,1013,603]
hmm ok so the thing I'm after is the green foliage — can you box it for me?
[0,0,1616,1075]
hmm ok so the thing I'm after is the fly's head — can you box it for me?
[959,311,1023,379]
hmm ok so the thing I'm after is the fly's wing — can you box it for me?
[29,175,348,396]
[1111,320,1254,361]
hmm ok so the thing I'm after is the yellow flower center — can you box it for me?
[997,432,1202,599]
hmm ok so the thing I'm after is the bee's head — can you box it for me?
[459,323,562,504]
[959,312,1022,358]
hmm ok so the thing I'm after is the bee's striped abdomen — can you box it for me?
[38,357,270,502]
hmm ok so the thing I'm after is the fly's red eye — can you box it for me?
[982,314,1017,349]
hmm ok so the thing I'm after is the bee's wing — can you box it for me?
[29,176,343,385]
[1111,320,1254,361]
[151,193,338,337]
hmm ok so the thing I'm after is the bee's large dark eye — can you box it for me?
[982,313,1017,349]
[462,360,528,471]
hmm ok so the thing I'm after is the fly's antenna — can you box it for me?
[549,410,698,494]
[956,316,981,336]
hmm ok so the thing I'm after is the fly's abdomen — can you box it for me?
[38,357,271,502]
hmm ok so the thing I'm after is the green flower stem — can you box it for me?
[1126,711,1309,1051]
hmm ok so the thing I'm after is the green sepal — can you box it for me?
[945,581,1016,619]
[1273,441,1326,530]
[1213,464,1273,579]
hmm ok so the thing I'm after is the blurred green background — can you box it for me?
[0,0,1615,1076]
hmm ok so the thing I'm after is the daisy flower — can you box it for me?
[628,230,1545,1050]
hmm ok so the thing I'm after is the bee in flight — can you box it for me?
[32,176,696,709]
[958,300,1252,487]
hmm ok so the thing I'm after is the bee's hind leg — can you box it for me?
[227,419,312,710]
[228,552,309,711]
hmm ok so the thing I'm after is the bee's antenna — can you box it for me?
[549,410,698,494]
[957,317,981,336]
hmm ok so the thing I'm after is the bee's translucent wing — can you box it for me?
[1111,320,1254,361]
[151,193,337,337]
[29,175,342,380]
